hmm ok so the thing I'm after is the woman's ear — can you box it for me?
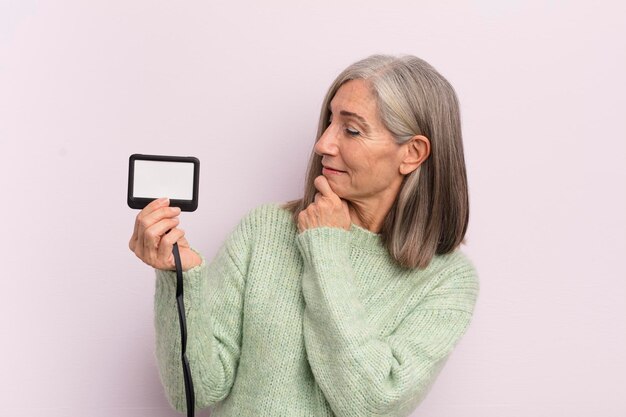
[399,135,431,175]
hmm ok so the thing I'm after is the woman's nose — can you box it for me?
[314,126,339,156]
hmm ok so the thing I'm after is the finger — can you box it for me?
[314,192,321,203]
[146,197,171,213]
[138,206,181,239]
[132,198,170,246]
[137,197,171,225]
[142,217,180,263]
[136,198,172,230]
[144,217,180,248]
[158,227,186,268]
[313,175,338,200]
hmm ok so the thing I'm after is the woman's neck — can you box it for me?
[347,197,393,234]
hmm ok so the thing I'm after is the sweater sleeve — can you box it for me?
[296,227,479,417]
[154,211,256,413]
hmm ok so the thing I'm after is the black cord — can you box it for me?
[172,242,195,417]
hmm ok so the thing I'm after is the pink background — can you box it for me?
[1,1,624,416]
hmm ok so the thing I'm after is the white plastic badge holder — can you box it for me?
[127,154,200,212]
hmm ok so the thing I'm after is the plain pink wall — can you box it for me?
[1,1,624,416]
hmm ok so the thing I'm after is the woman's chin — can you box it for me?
[325,182,343,197]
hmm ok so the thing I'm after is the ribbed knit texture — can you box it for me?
[154,202,479,417]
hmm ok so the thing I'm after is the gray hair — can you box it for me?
[283,54,469,269]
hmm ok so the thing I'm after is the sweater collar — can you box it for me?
[349,223,386,253]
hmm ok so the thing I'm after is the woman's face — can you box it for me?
[314,79,407,206]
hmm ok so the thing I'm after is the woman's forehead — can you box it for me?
[330,80,377,114]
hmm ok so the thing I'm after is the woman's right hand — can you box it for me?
[129,197,203,271]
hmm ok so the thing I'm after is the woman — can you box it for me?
[129,54,479,416]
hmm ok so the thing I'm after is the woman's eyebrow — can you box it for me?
[341,111,372,133]
[328,105,372,133]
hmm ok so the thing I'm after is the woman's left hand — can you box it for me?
[297,175,351,233]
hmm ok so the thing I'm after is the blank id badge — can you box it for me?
[127,154,200,212]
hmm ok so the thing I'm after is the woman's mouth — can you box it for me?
[322,166,345,175]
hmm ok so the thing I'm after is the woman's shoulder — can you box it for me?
[434,248,480,297]
[416,248,480,292]
[437,249,479,279]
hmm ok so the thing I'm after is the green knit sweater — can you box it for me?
[154,202,479,416]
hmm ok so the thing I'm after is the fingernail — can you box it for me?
[158,197,169,204]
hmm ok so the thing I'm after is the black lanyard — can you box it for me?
[173,242,195,417]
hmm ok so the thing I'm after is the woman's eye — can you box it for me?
[346,127,360,136]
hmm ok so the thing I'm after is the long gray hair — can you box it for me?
[282,54,469,269]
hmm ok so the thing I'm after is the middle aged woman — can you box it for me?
[129,54,480,417]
